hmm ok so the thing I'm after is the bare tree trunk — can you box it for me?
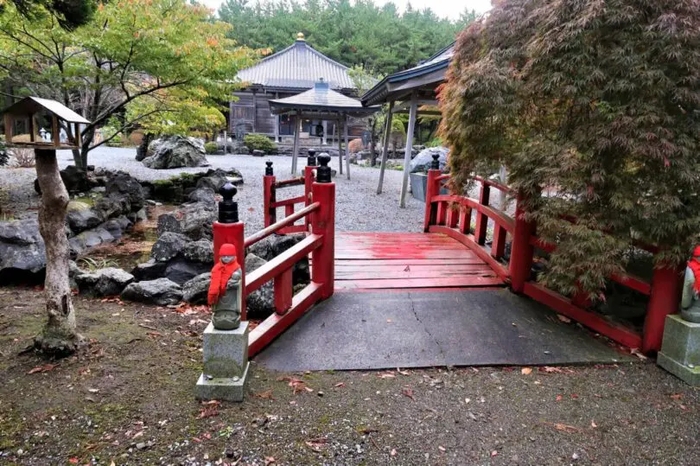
[34,149,82,357]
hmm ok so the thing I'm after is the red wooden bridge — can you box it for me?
[213,155,681,360]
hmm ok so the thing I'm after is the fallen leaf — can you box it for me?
[542,366,562,373]
[358,427,379,435]
[27,363,58,374]
[396,368,410,376]
[521,367,532,375]
[378,373,395,379]
[305,437,328,452]
[278,376,311,394]
[334,382,345,388]
[465,398,471,404]
[402,387,415,401]
[630,348,648,360]
[386,319,392,323]
[557,314,572,323]
[670,393,683,400]
[254,389,275,400]
[390,449,397,456]
[88,388,99,393]
[438,446,446,452]
[553,423,579,433]
[491,450,498,457]
[556,395,563,402]
[265,456,276,465]
[591,420,597,428]
[69,458,79,464]
[197,400,220,419]
[132,431,144,439]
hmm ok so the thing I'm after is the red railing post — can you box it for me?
[213,182,246,320]
[423,155,443,232]
[509,192,535,293]
[311,154,336,299]
[642,264,684,353]
[263,161,276,228]
[474,182,490,245]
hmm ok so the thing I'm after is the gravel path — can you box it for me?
[0,147,425,235]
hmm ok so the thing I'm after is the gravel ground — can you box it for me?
[1,147,426,235]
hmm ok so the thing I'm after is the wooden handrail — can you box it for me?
[473,176,514,194]
[246,234,324,294]
[431,194,515,232]
[274,177,305,188]
[271,195,306,208]
[245,202,319,248]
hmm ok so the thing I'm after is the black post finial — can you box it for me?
[218,182,239,223]
[307,149,317,167]
[265,161,274,176]
[431,153,440,170]
[316,153,332,183]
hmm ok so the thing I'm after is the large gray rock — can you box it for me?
[245,253,274,318]
[68,227,115,257]
[156,201,215,240]
[142,136,209,169]
[101,216,132,240]
[182,272,211,304]
[188,187,216,205]
[105,171,146,213]
[66,201,102,234]
[93,194,128,221]
[131,259,168,282]
[249,233,309,285]
[0,218,46,279]
[164,259,211,285]
[409,146,449,173]
[183,239,214,264]
[76,267,134,297]
[150,232,189,262]
[121,278,183,306]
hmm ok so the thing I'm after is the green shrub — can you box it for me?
[243,133,277,153]
[425,137,443,148]
[204,142,218,154]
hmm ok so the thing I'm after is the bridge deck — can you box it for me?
[335,232,504,290]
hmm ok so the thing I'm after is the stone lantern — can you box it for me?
[2,96,90,149]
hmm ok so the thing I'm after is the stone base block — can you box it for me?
[657,352,700,386]
[195,362,250,402]
[203,321,249,379]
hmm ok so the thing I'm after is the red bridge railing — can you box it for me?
[424,166,682,353]
[213,153,334,357]
[263,153,316,234]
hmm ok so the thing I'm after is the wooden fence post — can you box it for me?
[423,154,442,232]
[311,154,336,299]
[642,264,684,353]
[263,161,276,228]
[509,192,535,293]
[212,182,246,320]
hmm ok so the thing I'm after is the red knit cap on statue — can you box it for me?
[219,243,237,257]
[693,245,700,258]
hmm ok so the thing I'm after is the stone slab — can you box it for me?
[254,289,631,371]
[202,321,249,378]
[657,352,700,386]
[195,362,250,402]
[658,314,700,366]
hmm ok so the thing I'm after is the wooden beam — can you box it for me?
[344,114,350,180]
[291,111,301,175]
[399,96,418,208]
[337,118,343,175]
[377,100,394,194]
[392,100,439,113]
[252,90,257,133]
[274,92,280,143]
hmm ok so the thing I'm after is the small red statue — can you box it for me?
[208,243,242,330]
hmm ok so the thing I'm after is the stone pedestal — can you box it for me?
[195,321,250,401]
[657,314,700,386]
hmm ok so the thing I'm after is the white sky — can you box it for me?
[202,0,493,21]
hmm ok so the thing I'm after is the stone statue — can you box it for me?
[681,245,700,323]
[207,243,242,330]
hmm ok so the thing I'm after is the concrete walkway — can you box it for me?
[255,289,630,371]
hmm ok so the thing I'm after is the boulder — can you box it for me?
[68,227,115,257]
[131,259,168,282]
[93,195,128,221]
[156,201,215,240]
[66,201,102,234]
[101,216,132,240]
[409,146,449,173]
[182,272,211,304]
[105,171,146,212]
[182,239,214,264]
[188,187,216,205]
[249,233,309,285]
[0,218,46,280]
[150,232,189,262]
[252,149,265,157]
[142,136,209,169]
[244,253,274,318]
[121,278,183,306]
[76,267,134,297]
[164,259,210,285]
[195,169,230,192]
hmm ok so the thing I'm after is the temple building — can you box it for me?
[230,33,365,143]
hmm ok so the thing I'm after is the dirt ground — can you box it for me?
[1,286,699,466]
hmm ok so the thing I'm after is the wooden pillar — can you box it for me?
[322,120,328,146]
[344,114,350,180]
[291,111,301,175]
[499,165,508,210]
[252,90,258,133]
[643,265,684,353]
[377,100,394,194]
[274,93,280,143]
[311,175,336,299]
[509,193,535,293]
[399,97,418,208]
[337,118,343,175]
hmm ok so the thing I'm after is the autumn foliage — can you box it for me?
[440,0,700,297]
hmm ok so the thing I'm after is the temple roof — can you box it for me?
[361,42,455,106]
[237,33,356,92]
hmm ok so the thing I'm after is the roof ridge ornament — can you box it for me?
[296,32,305,41]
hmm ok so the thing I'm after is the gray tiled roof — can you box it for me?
[237,38,356,91]
[269,81,379,116]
